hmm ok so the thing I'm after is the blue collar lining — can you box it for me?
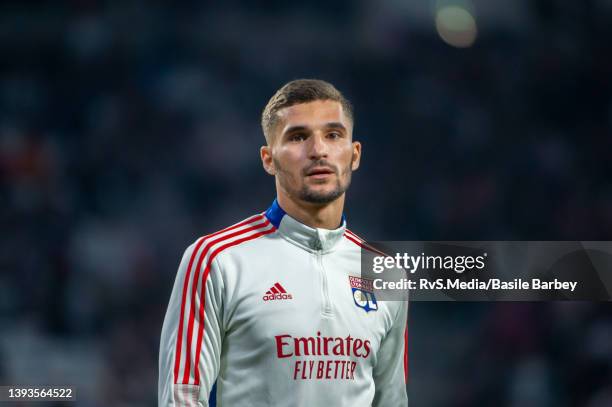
[265,199,286,229]
[264,199,346,229]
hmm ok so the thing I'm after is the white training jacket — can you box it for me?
[159,200,408,407]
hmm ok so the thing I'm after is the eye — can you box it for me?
[327,132,342,139]
[289,133,307,142]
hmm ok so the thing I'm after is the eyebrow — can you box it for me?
[325,122,347,131]
[283,122,347,135]
[283,125,308,135]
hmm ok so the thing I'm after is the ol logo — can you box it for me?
[348,276,378,313]
[352,288,378,313]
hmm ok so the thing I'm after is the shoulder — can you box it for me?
[343,228,388,257]
[343,228,367,248]
[177,213,276,276]
[185,212,277,266]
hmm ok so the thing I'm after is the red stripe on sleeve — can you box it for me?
[173,214,263,384]
[182,217,270,384]
[404,326,409,383]
[173,236,206,384]
[192,226,276,385]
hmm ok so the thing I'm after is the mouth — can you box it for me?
[305,167,335,179]
[306,167,335,177]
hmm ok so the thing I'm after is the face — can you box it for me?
[261,100,361,205]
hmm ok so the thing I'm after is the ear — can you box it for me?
[351,141,361,171]
[260,145,276,175]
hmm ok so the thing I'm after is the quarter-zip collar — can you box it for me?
[265,199,346,253]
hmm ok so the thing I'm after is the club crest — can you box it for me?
[349,276,378,312]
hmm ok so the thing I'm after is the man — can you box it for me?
[159,79,408,406]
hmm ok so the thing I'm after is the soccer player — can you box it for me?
[159,79,408,406]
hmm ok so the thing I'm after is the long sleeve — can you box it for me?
[372,301,409,407]
[159,240,225,406]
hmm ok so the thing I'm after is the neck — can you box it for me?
[277,193,345,230]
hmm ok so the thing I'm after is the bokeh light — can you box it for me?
[435,5,477,48]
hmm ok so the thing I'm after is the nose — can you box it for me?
[308,133,328,160]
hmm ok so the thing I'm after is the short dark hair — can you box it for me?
[261,79,354,143]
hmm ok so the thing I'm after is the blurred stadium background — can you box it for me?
[1,0,612,406]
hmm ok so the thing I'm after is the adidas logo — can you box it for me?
[263,283,293,301]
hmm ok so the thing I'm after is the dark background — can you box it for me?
[1,1,611,406]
